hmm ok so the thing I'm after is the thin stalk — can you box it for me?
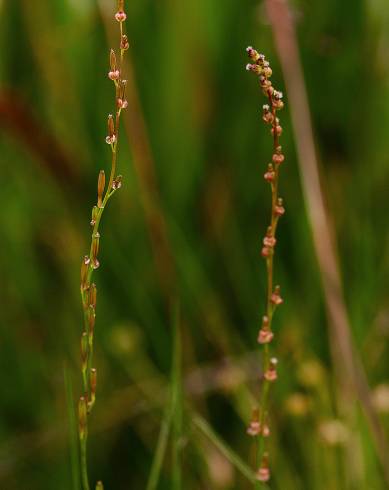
[246,48,286,485]
[78,2,130,489]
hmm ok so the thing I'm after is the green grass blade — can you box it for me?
[145,402,173,490]
[64,364,81,490]
[171,303,183,490]
[192,413,269,488]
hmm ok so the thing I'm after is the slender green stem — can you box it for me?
[80,437,90,490]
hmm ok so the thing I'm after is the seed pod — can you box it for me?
[80,256,90,289]
[89,283,97,309]
[108,114,115,138]
[110,49,116,71]
[97,171,105,208]
[90,206,98,226]
[90,368,97,396]
[88,307,96,334]
[91,233,100,263]
[78,396,88,439]
[81,332,88,370]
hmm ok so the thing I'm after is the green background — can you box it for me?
[1,0,389,488]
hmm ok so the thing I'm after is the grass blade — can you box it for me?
[192,413,269,488]
[145,404,173,490]
[171,303,183,490]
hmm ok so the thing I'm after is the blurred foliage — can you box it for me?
[1,0,389,489]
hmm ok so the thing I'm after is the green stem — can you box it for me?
[80,437,90,490]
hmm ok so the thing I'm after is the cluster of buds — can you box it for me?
[247,409,270,437]
[258,316,274,344]
[270,285,283,306]
[261,226,276,258]
[256,453,271,483]
[117,79,128,110]
[264,357,278,382]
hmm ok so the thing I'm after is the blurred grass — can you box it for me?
[1,0,389,489]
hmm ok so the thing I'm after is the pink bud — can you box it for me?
[256,467,270,482]
[263,236,276,248]
[258,329,274,344]
[108,70,120,81]
[273,154,284,165]
[115,10,127,22]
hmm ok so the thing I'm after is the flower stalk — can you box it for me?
[78,2,129,489]
[246,47,286,485]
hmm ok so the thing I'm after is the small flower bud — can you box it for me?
[263,227,276,248]
[270,285,283,305]
[258,315,274,343]
[247,408,260,436]
[256,453,271,482]
[272,152,285,164]
[258,329,274,344]
[263,66,272,78]
[97,171,105,208]
[275,198,285,216]
[108,69,120,81]
[96,482,104,490]
[246,46,260,62]
[117,98,128,109]
[271,125,283,136]
[115,10,127,22]
[264,358,278,382]
[261,246,271,258]
[257,53,266,65]
[78,396,88,439]
[264,163,275,182]
[246,63,262,74]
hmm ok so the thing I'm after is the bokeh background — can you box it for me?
[1,0,389,489]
